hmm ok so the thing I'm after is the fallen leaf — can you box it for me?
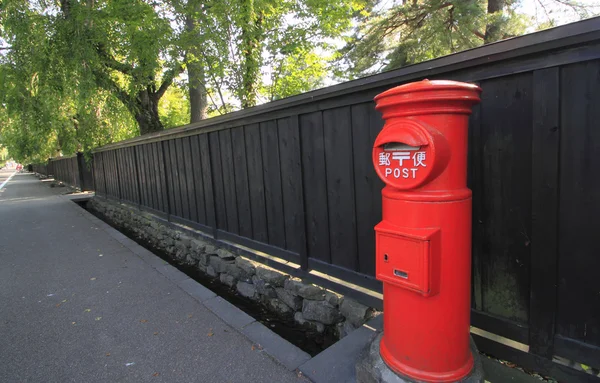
[153,332,159,335]
[62,299,67,303]
[140,319,148,323]
[251,345,256,351]
[95,317,102,321]
[152,373,160,377]
[187,314,193,318]
[55,303,61,307]
[84,309,91,312]
[72,322,76,325]
[207,329,214,337]
[90,278,96,281]
[105,353,110,357]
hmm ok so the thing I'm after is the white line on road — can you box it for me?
[0,171,17,191]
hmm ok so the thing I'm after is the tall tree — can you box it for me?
[337,0,528,78]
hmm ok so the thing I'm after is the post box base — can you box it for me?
[356,333,484,383]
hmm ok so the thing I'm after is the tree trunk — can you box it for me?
[185,8,208,123]
[135,90,164,135]
[188,63,208,122]
[485,0,504,43]
[240,0,260,109]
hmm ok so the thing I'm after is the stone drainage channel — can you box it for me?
[75,201,336,357]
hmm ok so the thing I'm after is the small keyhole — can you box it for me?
[384,254,388,262]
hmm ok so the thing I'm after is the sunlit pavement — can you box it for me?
[0,173,308,383]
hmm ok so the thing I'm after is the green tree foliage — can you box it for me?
[336,0,597,79]
[338,0,531,78]
[176,0,366,111]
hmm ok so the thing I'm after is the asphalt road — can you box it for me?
[0,173,308,383]
[0,168,17,192]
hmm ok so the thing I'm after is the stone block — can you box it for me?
[190,239,206,253]
[206,265,218,277]
[302,300,341,325]
[198,253,211,266]
[216,248,236,261]
[220,273,237,288]
[226,264,251,281]
[325,291,342,307]
[256,266,288,287]
[237,281,258,300]
[269,298,294,315]
[209,255,233,273]
[252,276,277,298]
[294,312,325,333]
[285,278,325,300]
[336,320,357,339]
[180,235,192,248]
[276,288,303,311]
[235,257,256,277]
[340,298,373,327]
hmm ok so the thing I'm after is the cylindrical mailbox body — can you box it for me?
[372,80,481,382]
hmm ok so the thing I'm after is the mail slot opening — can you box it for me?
[394,269,409,279]
[383,142,421,151]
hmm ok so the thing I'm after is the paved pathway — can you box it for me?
[0,173,307,383]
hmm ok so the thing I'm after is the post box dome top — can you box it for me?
[375,79,481,99]
[374,79,481,117]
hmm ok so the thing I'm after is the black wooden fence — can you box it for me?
[33,154,94,190]
[92,18,600,382]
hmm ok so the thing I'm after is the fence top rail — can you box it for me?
[92,16,600,153]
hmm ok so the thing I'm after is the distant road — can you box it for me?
[0,168,17,191]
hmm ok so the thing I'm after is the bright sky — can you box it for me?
[517,0,599,30]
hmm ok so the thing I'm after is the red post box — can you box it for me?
[372,80,481,382]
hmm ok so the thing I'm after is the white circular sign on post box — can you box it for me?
[372,119,450,190]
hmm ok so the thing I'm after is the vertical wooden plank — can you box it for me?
[146,144,159,210]
[529,67,560,358]
[299,111,330,263]
[169,140,183,218]
[556,60,600,347]
[245,123,268,243]
[107,151,115,198]
[351,103,384,276]
[106,151,115,198]
[132,147,139,203]
[278,116,306,259]
[260,120,286,248]
[190,135,206,224]
[133,146,143,206]
[138,145,149,207]
[163,141,176,216]
[123,149,132,202]
[182,137,198,222]
[478,74,533,324]
[160,141,172,216]
[120,149,131,202]
[219,129,239,234]
[468,100,484,312]
[209,132,227,231]
[199,134,217,229]
[98,153,106,196]
[323,106,358,271]
[127,148,136,203]
[114,150,123,200]
[175,138,190,220]
[152,142,166,213]
[231,126,253,238]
